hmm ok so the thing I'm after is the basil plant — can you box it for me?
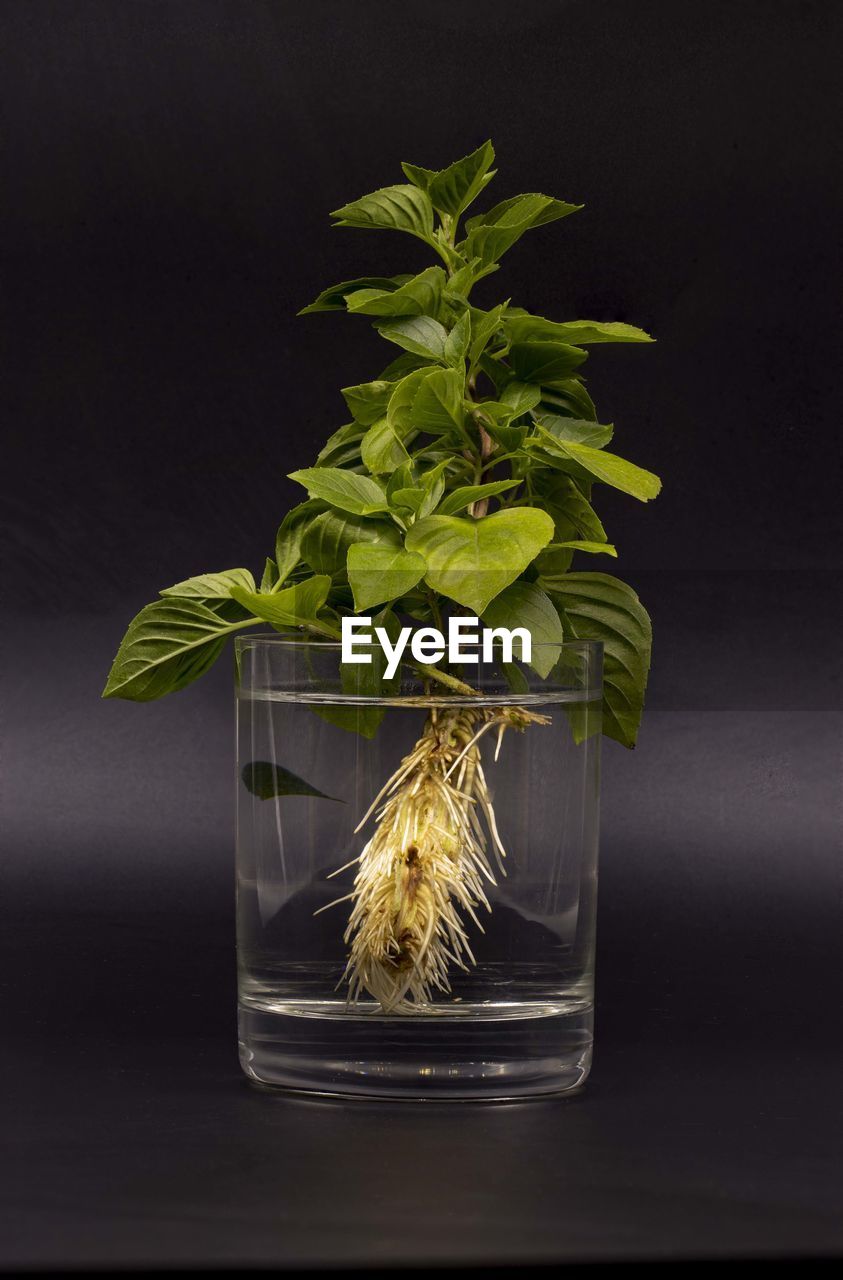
[104,142,660,1012]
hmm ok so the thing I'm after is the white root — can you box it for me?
[318,705,549,1014]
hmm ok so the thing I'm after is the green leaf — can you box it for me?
[331,184,434,242]
[446,258,494,297]
[444,310,471,367]
[425,140,496,218]
[260,558,279,592]
[534,541,617,578]
[544,573,653,748]
[532,544,573,577]
[405,508,554,613]
[341,380,394,426]
[475,399,520,427]
[378,351,432,381]
[299,275,411,315]
[314,422,365,467]
[275,501,323,582]
[241,761,341,802]
[535,440,662,502]
[376,315,449,362]
[510,340,588,384]
[361,416,412,474]
[482,581,564,678]
[507,312,654,344]
[435,479,519,515]
[417,458,451,516]
[107,148,661,728]
[536,475,608,543]
[385,461,415,499]
[463,194,582,264]
[344,266,445,317]
[301,511,399,576]
[541,379,597,422]
[533,414,614,449]
[347,543,427,610]
[389,485,425,513]
[160,568,256,599]
[103,598,257,701]
[466,193,582,234]
[288,467,390,516]
[500,381,542,416]
[231,576,333,631]
[411,367,465,434]
[475,400,528,452]
[485,420,528,454]
[400,161,437,190]
[386,368,430,431]
[555,539,617,556]
[467,304,506,369]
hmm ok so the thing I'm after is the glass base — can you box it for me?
[238,1002,593,1100]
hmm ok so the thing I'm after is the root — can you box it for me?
[320,705,549,1014]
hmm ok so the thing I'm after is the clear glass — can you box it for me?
[235,635,602,1099]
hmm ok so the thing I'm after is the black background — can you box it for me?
[2,0,841,1268]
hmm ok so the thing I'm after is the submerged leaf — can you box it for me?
[241,760,342,802]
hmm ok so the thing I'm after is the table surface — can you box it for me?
[4,684,841,1269]
[3,903,841,1270]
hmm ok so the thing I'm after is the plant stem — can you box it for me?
[415,664,477,696]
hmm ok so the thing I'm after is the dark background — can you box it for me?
[2,0,841,1268]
